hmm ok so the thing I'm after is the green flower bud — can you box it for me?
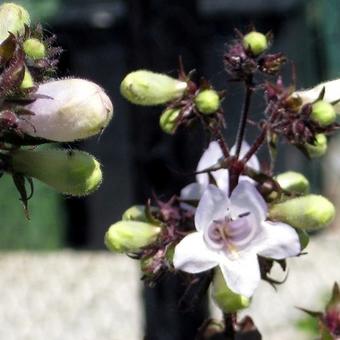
[269,195,335,231]
[159,108,181,134]
[105,220,161,253]
[194,89,220,115]
[276,171,310,194]
[243,31,268,56]
[0,3,30,43]
[212,268,250,313]
[23,38,46,59]
[20,67,34,89]
[310,100,336,127]
[10,148,102,196]
[122,205,147,221]
[120,70,187,106]
[305,134,327,158]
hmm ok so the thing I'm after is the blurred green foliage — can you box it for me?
[0,174,66,250]
[14,0,60,22]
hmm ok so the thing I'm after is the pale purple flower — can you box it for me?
[174,182,301,297]
[180,141,259,208]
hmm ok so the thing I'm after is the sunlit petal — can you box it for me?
[219,252,261,298]
[254,221,301,259]
[230,181,267,222]
[173,232,219,273]
[195,185,230,232]
[196,141,224,186]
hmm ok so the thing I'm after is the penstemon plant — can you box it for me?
[1,2,339,339]
[0,3,113,216]
[106,29,340,338]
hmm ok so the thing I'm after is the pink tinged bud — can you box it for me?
[19,78,113,142]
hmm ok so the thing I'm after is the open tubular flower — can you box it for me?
[18,78,113,142]
[174,182,300,297]
[180,141,259,209]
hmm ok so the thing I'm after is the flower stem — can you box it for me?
[234,76,253,158]
[223,312,236,339]
[242,128,266,164]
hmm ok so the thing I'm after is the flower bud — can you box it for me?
[0,3,30,43]
[105,220,161,253]
[305,134,327,158]
[120,70,187,106]
[159,108,180,134]
[243,31,268,56]
[212,269,250,313]
[276,171,310,194]
[294,79,340,113]
[194,89,220,115]
[23,38,46,59]
[10,148,102,196]
[18,78,113,142]
[20,67,34,89]
[269,195,335,231]
[310,100,336,127]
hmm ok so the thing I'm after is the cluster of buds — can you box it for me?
[106,27,340,339]
[120,66,224,136]
[0,3,113,213]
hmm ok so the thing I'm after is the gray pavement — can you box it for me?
[0,232,339,340]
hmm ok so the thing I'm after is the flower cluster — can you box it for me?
[106,28,339,338]
[0,3,113,214]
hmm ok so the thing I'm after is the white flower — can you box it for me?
[180,140,259,208]
[173,182,301,297]
[19,78,113,142]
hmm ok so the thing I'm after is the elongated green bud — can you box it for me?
[159,108,180,134]
[212,269,250,313]
[105,220,161,253]
[120,70,187,106]
[10,148,102,196]
[311,100,336,127]
[305,134,327,158]
[269,195,335,230]
[0,3,30,43]
[19,78,113,142]
[276,171,310,194]
[194,89,220,115]
[243,31,268,56]
[23,38,46,59]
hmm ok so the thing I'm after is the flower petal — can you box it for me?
[180,182,205,211]
[255,221,301,259]
[196,141,224,186]
[195,185,230,232]
[230,141,260,171]
[173,232,219,273]
[230,181,267,222]
[219,252,261,298]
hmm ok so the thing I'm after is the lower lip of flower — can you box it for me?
[204,214,255,255]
